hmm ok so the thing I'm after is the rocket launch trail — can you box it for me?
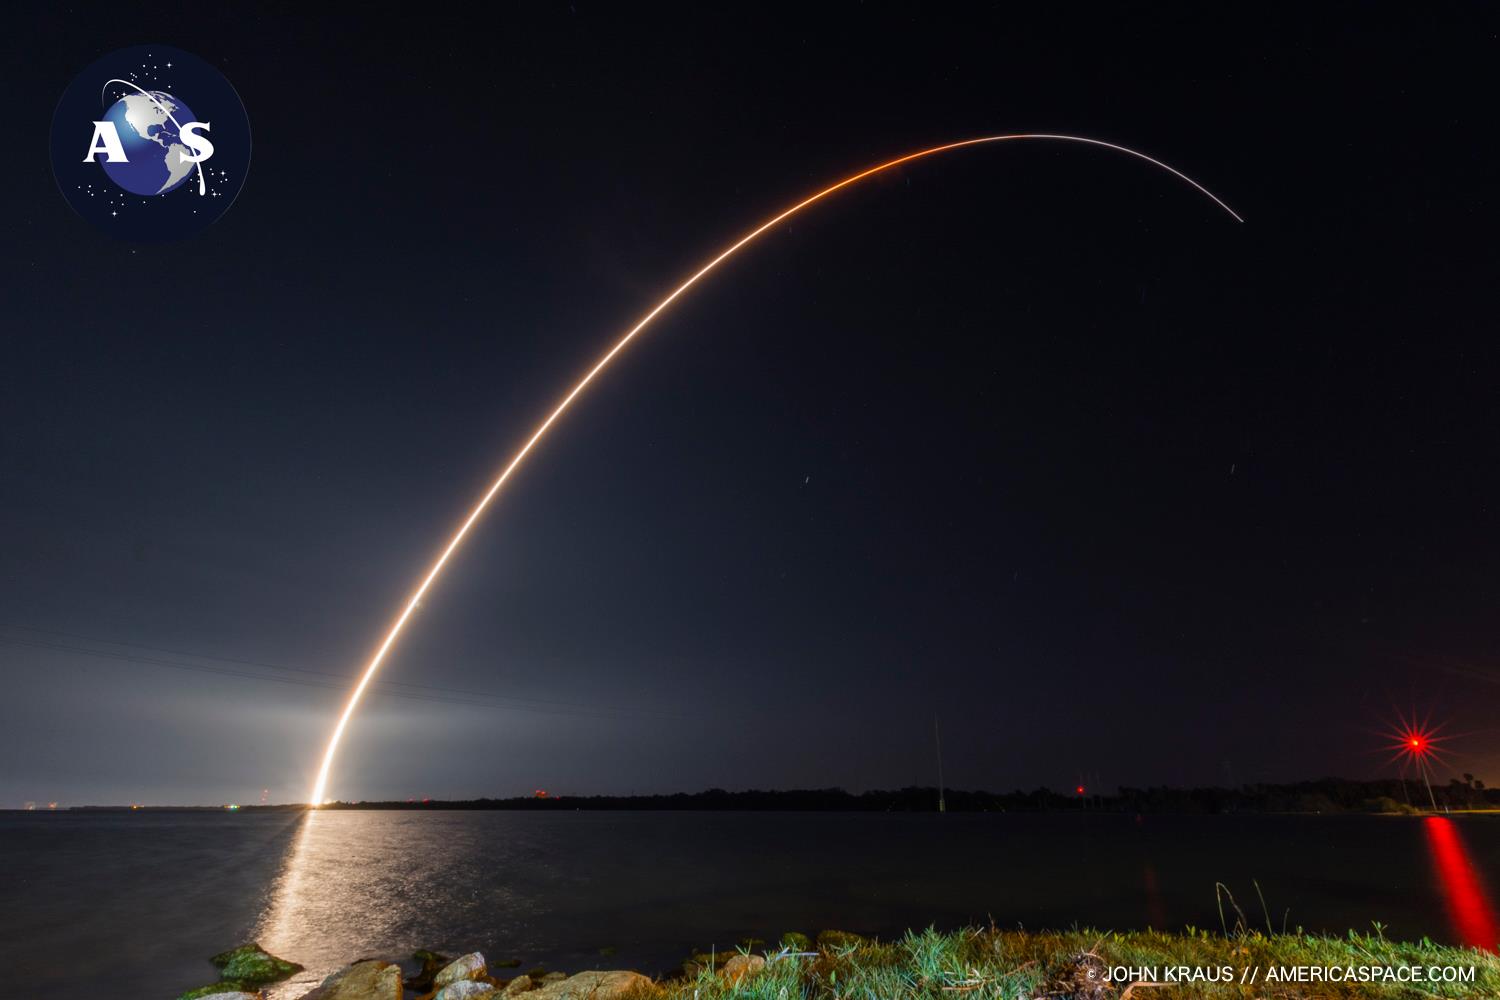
[308,134,1242,805]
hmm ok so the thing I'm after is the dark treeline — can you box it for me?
[1116,775,1495,814]
[286,775,1497,814]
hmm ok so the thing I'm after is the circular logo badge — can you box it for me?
[51,45,251,240]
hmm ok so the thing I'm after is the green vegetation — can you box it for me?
[176,982,248,1000]
[207,942,302,986]
[1364,796,1420,815]
[650,926,1500,999]
[174,943,302,998]
[815,929,866,950]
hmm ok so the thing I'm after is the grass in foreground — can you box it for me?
[651,926,1500,1000]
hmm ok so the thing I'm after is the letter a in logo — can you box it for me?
[83,121,128,162]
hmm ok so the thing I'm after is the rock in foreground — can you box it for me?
[500,974,533,996]
[300,959,403,1000]
[530,970,652,1000]
[435,982,499,1000]
[176,986,254,1000]
[779,931,813,952]
[433,952,488,990]
[720,953,765,984]
[209,943,303,986]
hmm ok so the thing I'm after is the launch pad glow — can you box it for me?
[309,134,1242,806]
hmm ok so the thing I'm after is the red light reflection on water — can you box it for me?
[1424,816,1498,952]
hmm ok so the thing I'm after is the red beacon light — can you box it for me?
[1387,716,1444,766]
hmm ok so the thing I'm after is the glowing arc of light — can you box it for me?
[308,133,1242,806]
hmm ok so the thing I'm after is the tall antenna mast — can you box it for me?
[934,715,946,813]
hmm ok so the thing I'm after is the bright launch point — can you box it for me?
[308,134,1242,807]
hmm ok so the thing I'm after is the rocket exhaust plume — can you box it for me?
[308,135,1242,805]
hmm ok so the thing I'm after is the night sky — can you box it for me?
[4,4,1498,805]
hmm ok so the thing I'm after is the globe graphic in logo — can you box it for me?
[50,45,251,240]
[97,91,202,196]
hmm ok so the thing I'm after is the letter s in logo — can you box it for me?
[180,121,215,163]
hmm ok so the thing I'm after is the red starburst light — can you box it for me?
[1382,712,1451,770]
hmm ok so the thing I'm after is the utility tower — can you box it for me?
[934,715,946,813]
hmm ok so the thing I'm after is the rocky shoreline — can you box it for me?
[181,945,653,1000]
[177,936,810,1000]
[175,926,1500,1000]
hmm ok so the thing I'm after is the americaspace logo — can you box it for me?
[50,45,250,240]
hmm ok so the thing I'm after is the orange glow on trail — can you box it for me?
[307,135,1242,806]
[1424,817,1499,952]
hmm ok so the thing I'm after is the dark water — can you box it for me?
[3,810,1498,998]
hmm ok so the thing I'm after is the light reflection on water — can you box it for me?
[6,810,1499,998]
[255,811,545,995]
[1422,816,1499,952]
[242,809,1500,996]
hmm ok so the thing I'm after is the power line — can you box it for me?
[2,621,676,712]
[0,633,666,722]
[0,626,683,723]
